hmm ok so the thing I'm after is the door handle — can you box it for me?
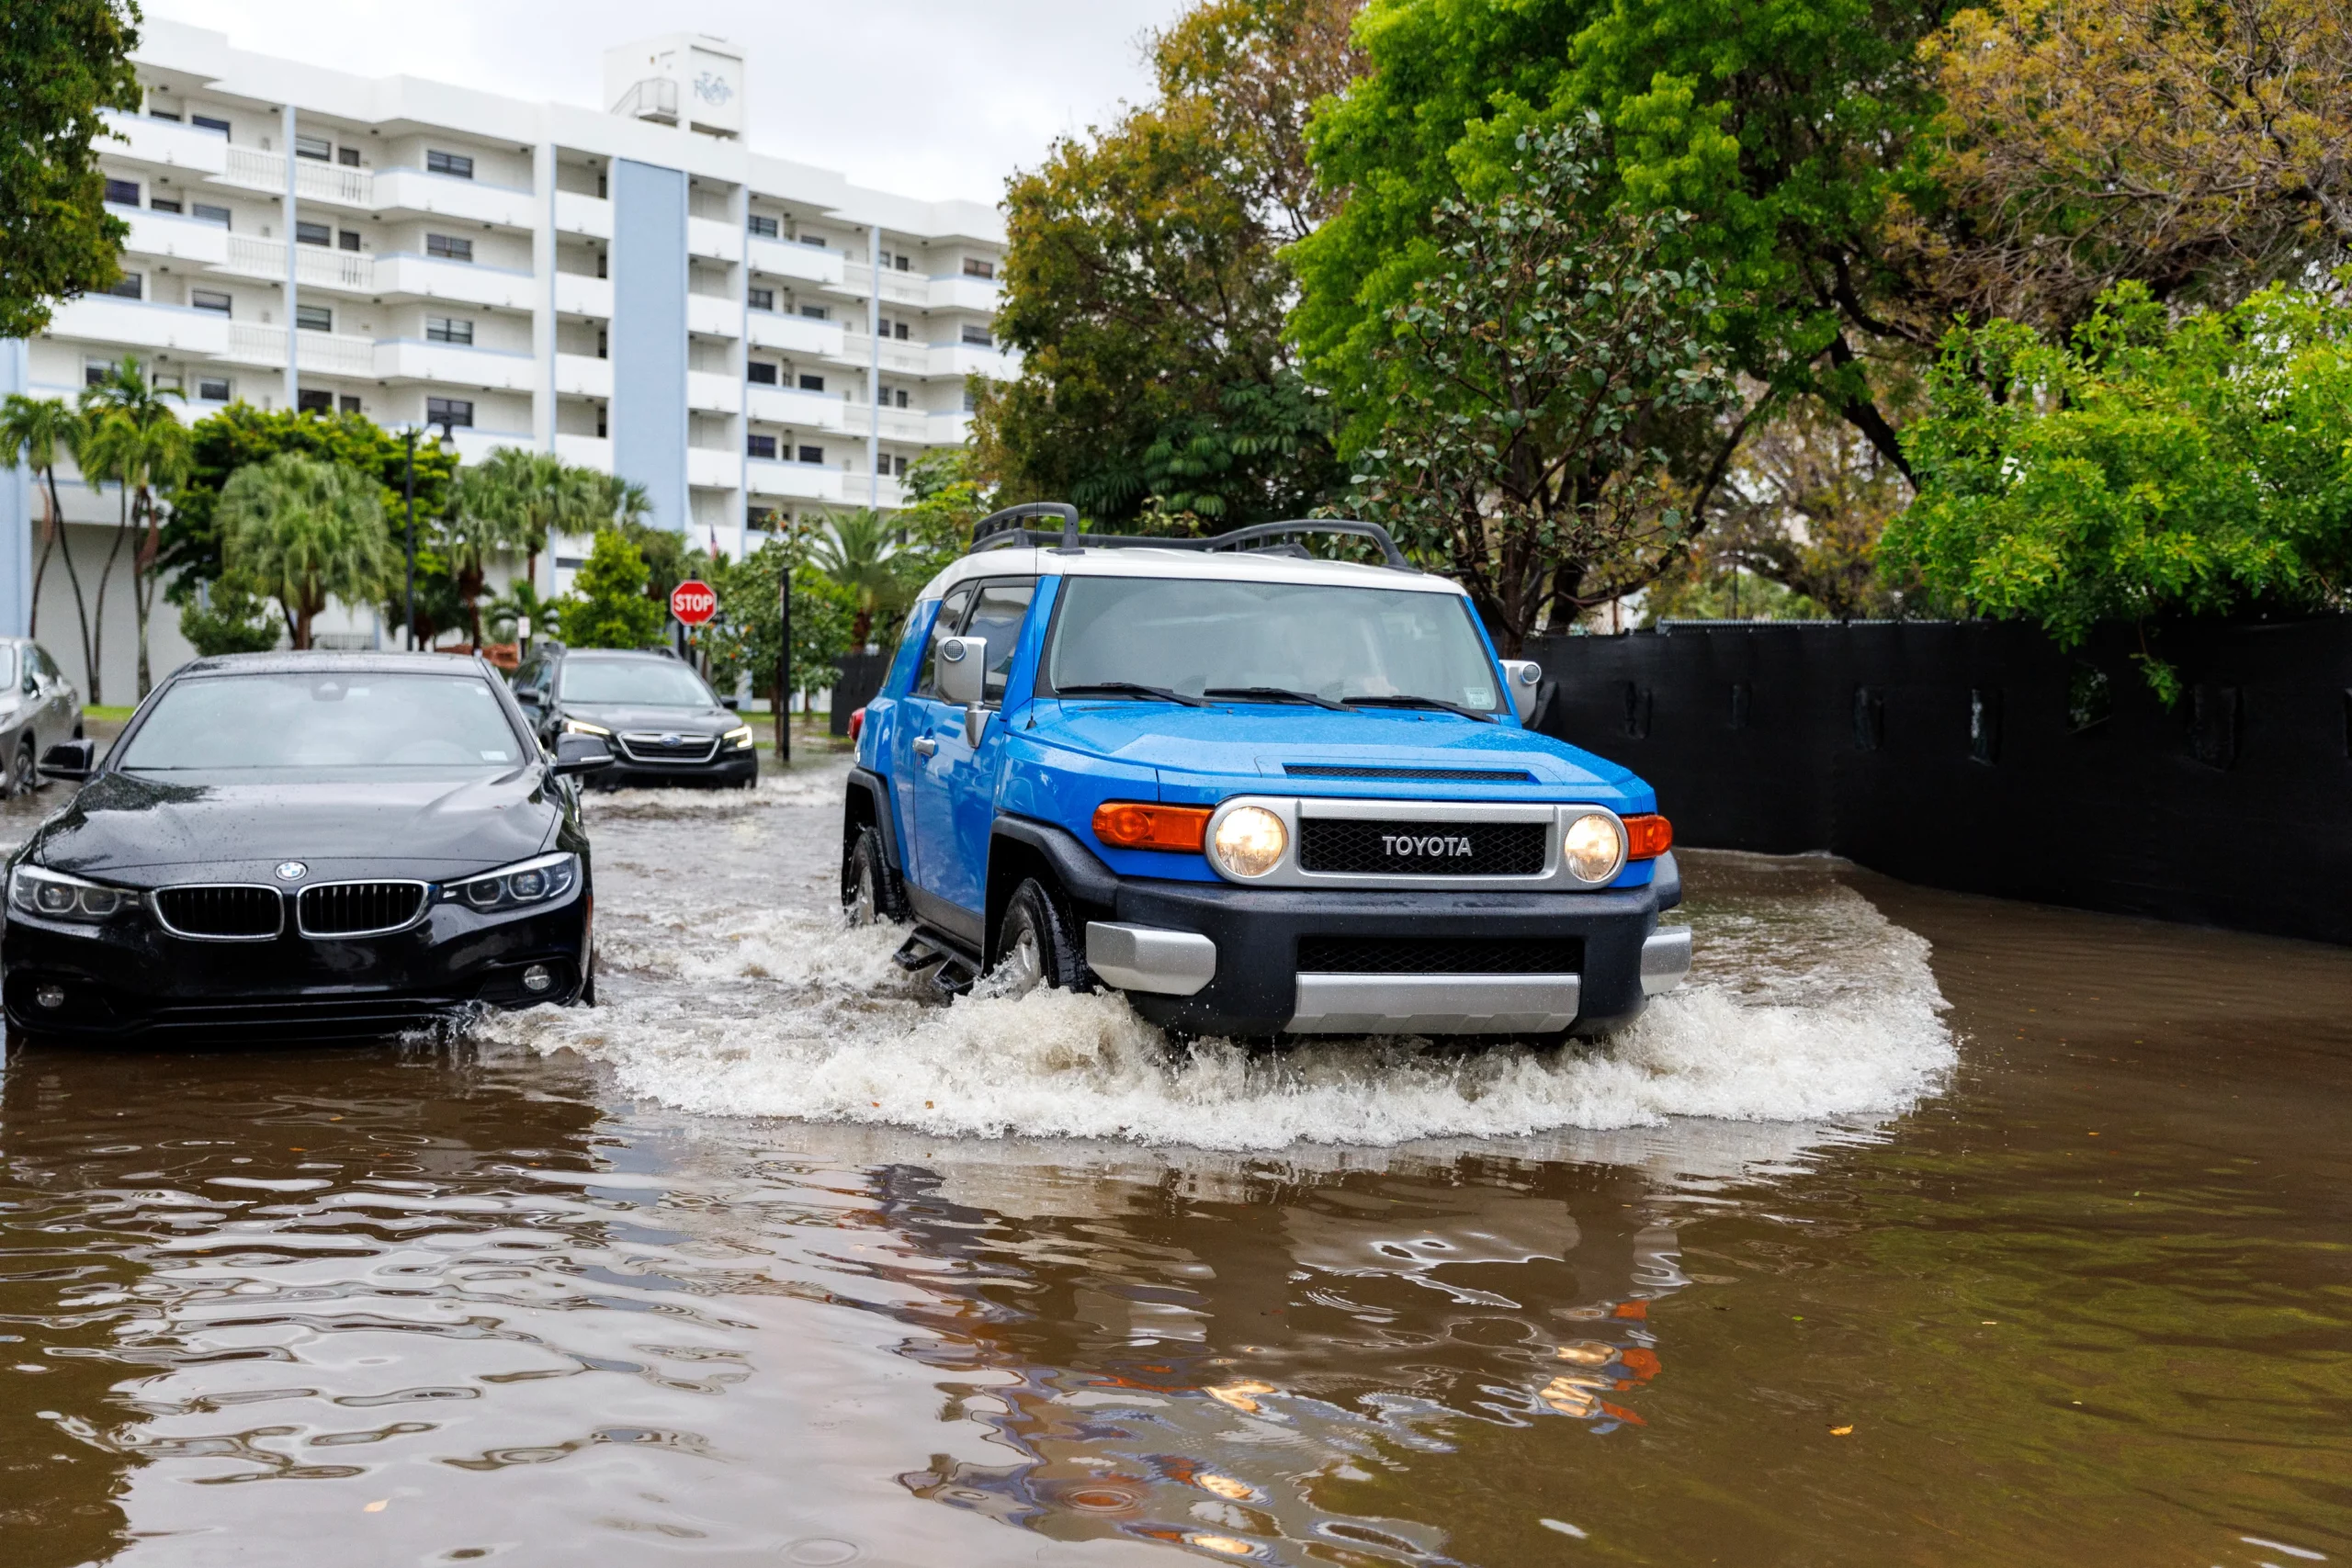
[911,737,938,757]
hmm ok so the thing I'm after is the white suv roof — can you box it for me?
[921,544,1466,600]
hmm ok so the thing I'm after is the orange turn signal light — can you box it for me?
[1623,813,1673,861]
[1092,801,1212,852]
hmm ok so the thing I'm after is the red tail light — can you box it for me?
[1623,813,1673,860]
[847,706,866,742]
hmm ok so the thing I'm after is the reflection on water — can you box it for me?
[0,765,2345,1567]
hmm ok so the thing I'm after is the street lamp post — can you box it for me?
[775,524,792,766]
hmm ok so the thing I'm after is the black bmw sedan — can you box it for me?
[1,652,615,1041]
[510,644,757,789]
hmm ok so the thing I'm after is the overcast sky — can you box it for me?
[146,0,1186,205]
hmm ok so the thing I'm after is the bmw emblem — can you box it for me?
[275,861,307,881]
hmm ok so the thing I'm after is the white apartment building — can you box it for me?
[0,19,1010,696]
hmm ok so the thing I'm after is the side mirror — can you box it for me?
[38,739,97,782]
[935,634,987,707]
[550,732,616,776]
[720,695,741,711]
[1499,660,1543,723]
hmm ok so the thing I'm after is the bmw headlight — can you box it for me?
[722,724,754,750]
[560,718,611,737]
[1562,812,1626,885]
[442,852,581,913]
[1208,806,1287,879]
[8,863,132,927]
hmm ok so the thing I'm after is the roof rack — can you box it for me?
[967,505,1414,571]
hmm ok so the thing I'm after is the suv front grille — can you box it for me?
[298,881,427,937]
[1297,935,1583,975]
[616,732,720,765]
[153,885,282,940]
[1296,818,1547,876]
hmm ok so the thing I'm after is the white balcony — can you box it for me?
[221,235,377,293]
[687,217,742,263]
[685,294,739,339]
[832,332,933,377]
[374,253,537,310]
[747,235,842,288]
[927,411,975,445]
[686,370,741,413]
[927,275,1002,313]
[555,354,613,398]
[444,427,538,467]
[47,295,230,356]
[931,342,1018,379]
[748,384,845,431]
[837,262,933,309]
[553,272,611,319]
[745,458,840,502]
[554,433,612,472]
[220,146,282,193]
[376,339,538,391]
[118,207,230,267]
[375,167,535,230]
[553,190,612,239]
[746,311,841,356]
[686,446,741,490]
[220,322,377,376]
[102,112,230,177]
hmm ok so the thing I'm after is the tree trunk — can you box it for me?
[87,491,132,706]
[45,470,96,694]
[28,483,55,639]
[294,595,314,651]
[132,489,157,697]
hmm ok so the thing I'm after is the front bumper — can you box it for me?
[592,746,756,789]
[1090,876,1683,1040]
[1,892,590,1040]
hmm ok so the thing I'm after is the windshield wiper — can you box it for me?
[1340,694,1497,722]
[1055,681,1212,708]
[1202,685,1351,712]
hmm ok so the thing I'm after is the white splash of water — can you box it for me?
[479,877,1954,1152]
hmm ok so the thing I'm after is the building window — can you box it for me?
[894,389,909,408]
[961,324,993,347]
[801,234,825,249]
[963,257,995,279]
[746,434,776,459]
[193,202,231,227]
[339,230,360,252]
[962,389,978,413]
[293,133,332,162]
[747,286,774,311]
[295,220,332,247]
[298,388,333,413]
[338,145,361,168]
[191,113,231,137]
[104,177,139,206]
[892,321,910,341]
[797,445,823,465]
[746,361,777,385]
[797,374,824,393]
[190,288,232,315]
[425,149,474,179]
[426,397,474,428]
[106,274,142,299]
[84,360,113,387]
[425,316,473,345]
[340,394,361,414]
[746,506,778,531]
[197,376,232,402]
[894,455,910,477]
[150,196,183,215]
[798,304,827,321]
[747,214,778,238]
[425,233,474,263]
[149,107,182,122]
[296,303,333,333]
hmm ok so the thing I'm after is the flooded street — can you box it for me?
[1,761,2346,1567]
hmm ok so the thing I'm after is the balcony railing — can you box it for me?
[223,235,375,292]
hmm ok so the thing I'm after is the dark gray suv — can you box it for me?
[511,644,756,789]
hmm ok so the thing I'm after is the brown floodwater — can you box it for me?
[0,761,2346,1567]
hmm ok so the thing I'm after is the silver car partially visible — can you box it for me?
[0,639,83,796]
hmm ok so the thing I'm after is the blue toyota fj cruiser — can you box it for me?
[842,505,1690,1040]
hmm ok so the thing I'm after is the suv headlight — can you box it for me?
[722,724,754,749]
[8,863,132,927]
[442,852,581,913]
[1208,807,1287,878]
[1562,812,1626,884]
[560,718,611,737]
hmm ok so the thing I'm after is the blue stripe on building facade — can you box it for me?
[610,158,689,535]
[0,339,30,637]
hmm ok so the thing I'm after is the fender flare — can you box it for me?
[844,766,903,870]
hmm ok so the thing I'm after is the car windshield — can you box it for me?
[116,672,524,770]
[1045,576,1503,713]
[559,658,715,706]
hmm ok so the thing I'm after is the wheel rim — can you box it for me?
[10,746,28,795]
[848,853,877,925]
[999,919,1044,998]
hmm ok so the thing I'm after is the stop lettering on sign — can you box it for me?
[671,580,718,625]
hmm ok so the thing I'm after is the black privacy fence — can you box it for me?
[828,650,896,735]
[1529,617,2352,946]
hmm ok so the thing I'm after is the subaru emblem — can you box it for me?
[661,733,681,747]
[275,861,307,881]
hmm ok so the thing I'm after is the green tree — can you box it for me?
[175,575,282,657]
[1349,126,1739,652]
[0,0,141,338]
[551,528,664,649]
[1879,281,2352,698]
[216,454,397,650]
[973,0,1359,525]
[0,394,95,678]
[808,508,901,645]
[703,537,858,713]
[77,356,189,698]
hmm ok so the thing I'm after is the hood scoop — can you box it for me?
[1283,763,1536,784]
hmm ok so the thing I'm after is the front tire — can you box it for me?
[842,824,907,926]
[4,738,32,798]
[989,878,1091,999]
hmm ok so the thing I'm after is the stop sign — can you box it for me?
[670,579,718,625]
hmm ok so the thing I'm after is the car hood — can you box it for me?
[1026,700,1649,805]
[28,768,563,882]
[565,704,737,735]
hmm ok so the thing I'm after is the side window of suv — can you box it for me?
[912,584,978,699]
[963,579,1035,701]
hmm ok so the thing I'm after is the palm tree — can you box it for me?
[0,395,95,684]
[218,454,396,649]
[808,507,899,646]
[77,357,188,697]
